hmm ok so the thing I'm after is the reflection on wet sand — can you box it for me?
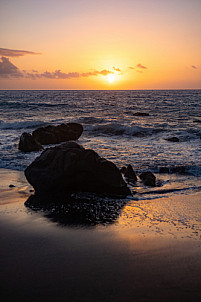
[25,193,127,227]
[25,189,201,242]
[1,169,201,302]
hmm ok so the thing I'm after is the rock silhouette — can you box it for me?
[139,171,156,187]
[121,164,137,182]
[19,132,43,152]
[25,141,131,197]
[133,112,150,116]
[165,137,180,142]
[32,122,83,145]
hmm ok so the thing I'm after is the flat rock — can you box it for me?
[165,136,180,142]
[133,112,150,116]
[32,123,83,145]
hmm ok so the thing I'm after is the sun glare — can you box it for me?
[107,74,115,83]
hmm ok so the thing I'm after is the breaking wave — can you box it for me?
[85,122,165,137]
[0,120,47,130]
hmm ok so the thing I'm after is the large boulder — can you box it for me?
[32,123,83,145]
[25,141,131,197]
[19,132,43,152]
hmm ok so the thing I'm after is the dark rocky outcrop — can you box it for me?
[165,137,180,142]
[159,166,186,174]
[139,171,156,187]
[133,112,150,116]
[19,132,43,152]
[32,123,83,145]
[25,141,131,197]
[121,164,137,182]
[158,167,170,173]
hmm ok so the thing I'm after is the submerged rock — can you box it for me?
[19,132,43,152]
[25,141,131,197]
[32,123,83,145]
[165,136,180,142]
[133,112,150,116]
[139,171,156,187]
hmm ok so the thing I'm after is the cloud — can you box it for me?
[0,57,114,80]
[0,57,23,78]
[0,48,41,57]
[81,70,112,77]
[40,70,80,79]
[137,64,147,69]
[129,64,148,71]
[191,65,197,69]
[98,69,113,76]
[113,66,121,72]
[40,69,113,79]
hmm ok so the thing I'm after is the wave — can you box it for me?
[0,120,47,130]
[85,122,165,137]
[0,100,65,108]
[132,186,201,201]
[78,116,105,124]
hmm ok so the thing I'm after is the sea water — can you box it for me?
[0,89,201,239]
[0,89,201,197]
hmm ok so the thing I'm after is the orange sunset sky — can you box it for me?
[0,0,201,90]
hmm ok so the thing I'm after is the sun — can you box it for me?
[107,74,115,83]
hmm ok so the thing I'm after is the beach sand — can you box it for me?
[0,168,201,302]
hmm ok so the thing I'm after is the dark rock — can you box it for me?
[133,112,150,116]
[32,123,83,145]
[171,166,186,174]
[165,137,180,142]
[25,141,131,197]
[19,132,43,152]
[120,167,126,174]
[121,164,137,182]
[139,171,156,187]
[159,166,187,174]
[159,167,170,173]
[9,184,15,188]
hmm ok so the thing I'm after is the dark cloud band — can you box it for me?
[0,48,41,57]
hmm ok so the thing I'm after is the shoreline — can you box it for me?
[0,168,201,301]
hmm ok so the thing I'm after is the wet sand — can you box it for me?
[0,168,201,302]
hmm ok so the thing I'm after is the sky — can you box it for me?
[0,0,201,90]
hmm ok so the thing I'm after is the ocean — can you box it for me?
[0,89,201,200]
